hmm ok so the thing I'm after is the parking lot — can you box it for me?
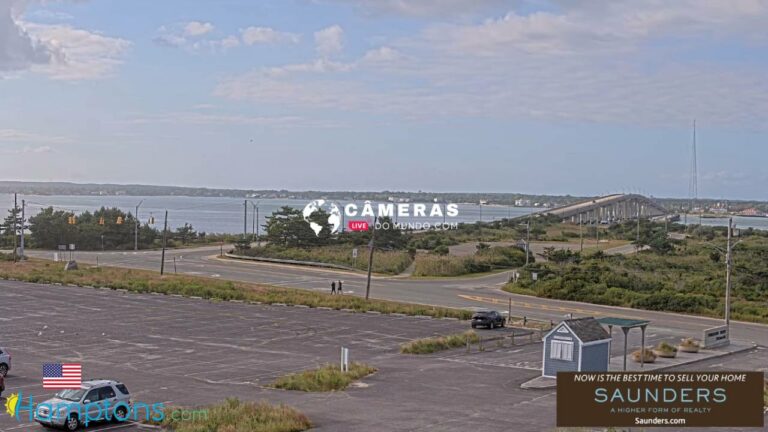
[0,280,551,431]
[1,280,764,432]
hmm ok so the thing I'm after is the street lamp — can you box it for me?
[134,199,144,251]
[249,201,260,244]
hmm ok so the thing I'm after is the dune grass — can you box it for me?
[238,245,412,274]
[271,363,377,392]
[400,330,479,354]
[0,259,473,319]
[148,398,311,432]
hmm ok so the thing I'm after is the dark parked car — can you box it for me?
[471,311,505,329]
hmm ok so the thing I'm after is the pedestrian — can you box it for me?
[331,280,336,295]
[337,280,343,294]
[0,371,4,398]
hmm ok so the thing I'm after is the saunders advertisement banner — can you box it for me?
[557,372,764,428]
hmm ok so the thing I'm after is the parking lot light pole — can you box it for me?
[134,199,144,251]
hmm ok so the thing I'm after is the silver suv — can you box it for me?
[0,346,11,376]
[34,379,132,431]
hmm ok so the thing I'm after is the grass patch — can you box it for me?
[237,244,412,275]
[271,363,376,392]
[0,259,473,320]
[400,330,479,354]
[147,398,311,432]
[413,246,527,277]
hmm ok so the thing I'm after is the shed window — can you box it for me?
[550,340,574,361]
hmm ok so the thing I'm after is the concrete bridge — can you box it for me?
[542,194,668,224]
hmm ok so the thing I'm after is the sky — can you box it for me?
[0,0,767,200]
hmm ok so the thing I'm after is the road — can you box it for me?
[23,247,768,347]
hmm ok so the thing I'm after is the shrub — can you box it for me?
[238,245,412,274]
[400,331,479,354]
[271,363,376,392]
[631,348,657,363]
[147,398,311,432]
[654,341,678,358]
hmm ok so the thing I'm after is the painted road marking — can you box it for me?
[458,294,605,316]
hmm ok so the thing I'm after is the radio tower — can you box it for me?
[688,119,699,223]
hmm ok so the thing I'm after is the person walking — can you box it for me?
[331,280,336,295]
[337,280,343,294]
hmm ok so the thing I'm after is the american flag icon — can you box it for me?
[42,363,82,389]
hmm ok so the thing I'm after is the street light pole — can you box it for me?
[525,214,531,266]
[365,216,378,301]
[160,210,168,275]
[725,217,733,333]
[134,200,144,251]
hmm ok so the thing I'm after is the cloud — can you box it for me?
[183,21,214,37]
[24,23,131,80]
[320,0,511,18]
[361,46,400,63]
[1,1,129,79]
[0,0,56,71]
[213,1,768,128]
[0,145,54,155]
[241,26,300,45]
[123,111,341,129]
[0,128,72,144]
[314,25,343,57]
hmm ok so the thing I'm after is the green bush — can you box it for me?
[238,245,412,275]
[271,363,376,392]
[413,246,526,276]
[148,398,311,432]
[400,331,479,354]
[501,235,768,324]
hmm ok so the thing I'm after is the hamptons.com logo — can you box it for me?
[4,391,207,427]
[302,199,460,235]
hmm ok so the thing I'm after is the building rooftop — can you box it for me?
[564,317,611,343]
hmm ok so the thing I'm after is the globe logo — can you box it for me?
[302,200,342,236]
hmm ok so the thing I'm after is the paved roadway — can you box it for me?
[24,247,768,347]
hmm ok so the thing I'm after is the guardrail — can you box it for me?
[224,253,358,271]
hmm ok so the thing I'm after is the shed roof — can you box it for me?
[563,317,611,343]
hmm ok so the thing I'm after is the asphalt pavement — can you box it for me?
[23,246,768,349]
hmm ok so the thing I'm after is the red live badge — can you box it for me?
[348,220,369,231]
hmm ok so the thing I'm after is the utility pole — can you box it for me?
[725,217,733,334]
[243,200,248,239]
[636,204,641,253]
[251,202,256,242]
[19,199,25,259]
[134,199,144,251]
[160,210,168,275]
[12,193,17,262]
[579,214,584,252]
[365,216,378,301]
[256,205,260,246]
[525,214,531,266]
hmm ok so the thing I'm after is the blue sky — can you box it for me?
[1,0,767,199]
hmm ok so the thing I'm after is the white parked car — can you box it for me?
[0,346,11,376]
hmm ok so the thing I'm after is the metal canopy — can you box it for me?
[598,317,651,371]
[597,317,650,329]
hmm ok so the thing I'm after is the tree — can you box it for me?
[0,206,22,248]
[28,206,157,250]
[264,206,331,247]
[175,223,197,245]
